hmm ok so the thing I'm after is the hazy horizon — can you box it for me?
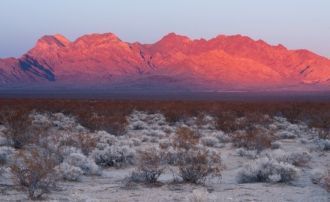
[1,0,330,58]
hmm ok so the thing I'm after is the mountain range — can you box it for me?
[1,32,330,92]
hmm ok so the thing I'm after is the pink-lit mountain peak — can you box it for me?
[73,32,121,44]
[157,32,191,44]
[37,34,70,47]
[1,32,330,91]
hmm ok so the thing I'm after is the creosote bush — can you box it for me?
[170,126,222,184]
[216,112,272,133]
[173,127,199,150]
[318,129,330,140]
[232,127,274,151]
[76,112,128,136]
[0,108,32,149]
[92,145,135,168]
[237,157,299,183]
[56,162,84,182]
[177,149,222,184]
[64,152,100,175]
[216,112,238,133]
[310,169,330,192]
[268,150,311,167]
[76,133,98,155]
[0,146,15,165]
[130,148,165,184]
[10,149,59,200]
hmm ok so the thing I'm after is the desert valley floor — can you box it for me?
[0,100,329,201]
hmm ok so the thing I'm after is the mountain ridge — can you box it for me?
[1,32,330,91]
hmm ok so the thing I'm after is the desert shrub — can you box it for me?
[92,145,135,168]
[129,138,141,147]
[64,153,100,175]
[149,137,159,143]
[10,149,59,200]
[130,148,165,184]
[215,112,238,133]
[239,113,272,129]
[30,112,52,129]
[51,132,97,158]
[237,157,299,183]
[0,146,15,165]
[311,169,330,192]
[309,113,330,131]
[76,133,97,156]
[0,109,32,148]
[141,135,150,143]
[146,129,166,138]
[276,131,297,139]
[0,134,10,147]
[94,131,117,150]
[163,110,184,124]
[194,113,216,130]
[130,120,148,130]
[200,136,219,147]
[159,139,171,150]
[56,162,83,182]
[318,130,330,140]
[51,113,83,132]
[162,125,174,134]
[56,135,80,149]
[310,168,327,184]
[173,127,200,150]
[236,148,258,159]
[317,139,330,151]
[216,112,272,134]
[77,112,128,136]
[271,141,282,149]
[268,149,312,167]
[232,127,274,151]
[162,146,181,165]
[177,149,222,184]
[57,146,82,159]
[316,130,330,151]
[211,131,231,143]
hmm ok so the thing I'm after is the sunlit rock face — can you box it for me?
[1,32,330,91]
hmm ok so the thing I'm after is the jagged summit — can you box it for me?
[36,34,70,47]
[1,32,330,91]
[74,32,121,44]
[157,32,191,43]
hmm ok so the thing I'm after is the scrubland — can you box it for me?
[0,99,329,201]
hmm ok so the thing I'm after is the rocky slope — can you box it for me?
[1,32,330,91]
